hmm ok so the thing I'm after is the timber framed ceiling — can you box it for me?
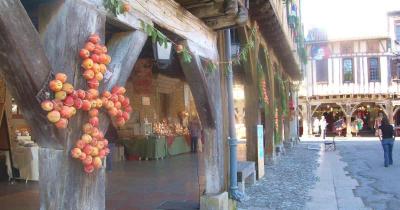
[177,0,301,80]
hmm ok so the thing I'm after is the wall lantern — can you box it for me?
[153,41,172,69]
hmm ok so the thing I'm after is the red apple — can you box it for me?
[91,147,99,156]
[116,109,123,118]
[90,138,98,147]
[84,164,95,173]
[76,139,86,149]
[70,90,78,99]
[63,96,74,107]
[87,78,99,89]
[88,34,100,44]
[92,63,100,73]
[47,110,61,123]
[41,100,54,111]
[84,42,95,52]
[91,54,100,63]
[82,123,94,135]
[79,48,90,59]
[116,117,125,127]
[55,91,67,101]
[103,139,109,147]
[95,72,103,81]
[111,86,120,95]
[119,87,126,95]
[49,80,63,92]
[60,106,71,118]
[62,83,74,94]
[122,112,130,121]
[89,109,99,117]
[91,128,100,138]
[110,94,118,103]
[99,149,106,158]
[83,155,93,165]
[73,98,83,109]
[94,44,103,55]
[102,91,111,99]
[90,100,97,109]
[99,53,108,63]
[70,107,77,116]
[87,89,99,98]
[77,89,86,99]
[81,100,91,111]
[101,46,108,54]
[101,97,109,107]
[96,98,103,108]
[83,69,95,80]
[105,101,114,109]
[99,64,107,74]
[92,156,102,169]
[55,73,68,83]
[114,101,122,109]
[108,107,118,117]
[96,141,105,149]
[82,58,94,70]
[123,3,131,13]
[82,134,92,144]
[79,152,87,161]
[105,55,111,65]
[71,148,82,159]
[89,117,99,127]
[55,118,68,128]
[122,98,130,107]
[83,145,93,156]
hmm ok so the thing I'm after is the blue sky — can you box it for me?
[302,0,400,39]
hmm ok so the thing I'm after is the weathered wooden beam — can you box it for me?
[0,0,63,149]
[178,40,225,194]
[84,0,217,52]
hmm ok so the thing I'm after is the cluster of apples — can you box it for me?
[80,34,111,88]
[261,80,269,105]
[70,112,110,173]
[100,85,132,128]
[41,73,79,129]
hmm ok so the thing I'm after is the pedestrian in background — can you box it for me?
[320,116,327,139]
[189,116,201,153]
[377,117,395,167]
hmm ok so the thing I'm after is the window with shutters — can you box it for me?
[343,58,354,83]
[368,57,380,82]
[316,59,328,83]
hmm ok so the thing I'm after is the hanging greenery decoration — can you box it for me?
[103,0,130,16]
[140,20,257,73]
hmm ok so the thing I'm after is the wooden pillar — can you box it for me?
[0,1,147,209]
[387,102,394,124]
[178,40,225,194]
[238,26,261,164]
[346,115,352,137]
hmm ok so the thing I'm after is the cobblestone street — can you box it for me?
[238,143,320,210]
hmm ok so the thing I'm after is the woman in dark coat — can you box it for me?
[377,117,395,167]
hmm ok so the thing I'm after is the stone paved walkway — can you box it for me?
[238,143,320,210]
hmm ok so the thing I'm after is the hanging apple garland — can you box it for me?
[40,34,132,174]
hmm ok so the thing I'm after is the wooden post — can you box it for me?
[0,1,147,209]
[178,40,225,194]
[238,26,261,165]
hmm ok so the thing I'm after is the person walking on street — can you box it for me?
[189,116,201,153]
[320,116,327,139]
[377,117,395,167]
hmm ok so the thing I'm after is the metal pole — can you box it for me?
[225,29,244,201]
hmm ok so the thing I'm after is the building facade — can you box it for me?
[299,30,400,137]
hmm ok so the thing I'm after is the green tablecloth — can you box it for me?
[122,136,167,159]
[121,136,191,159]
[167,136,191,156]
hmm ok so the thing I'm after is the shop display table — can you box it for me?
[121,135,191,160]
